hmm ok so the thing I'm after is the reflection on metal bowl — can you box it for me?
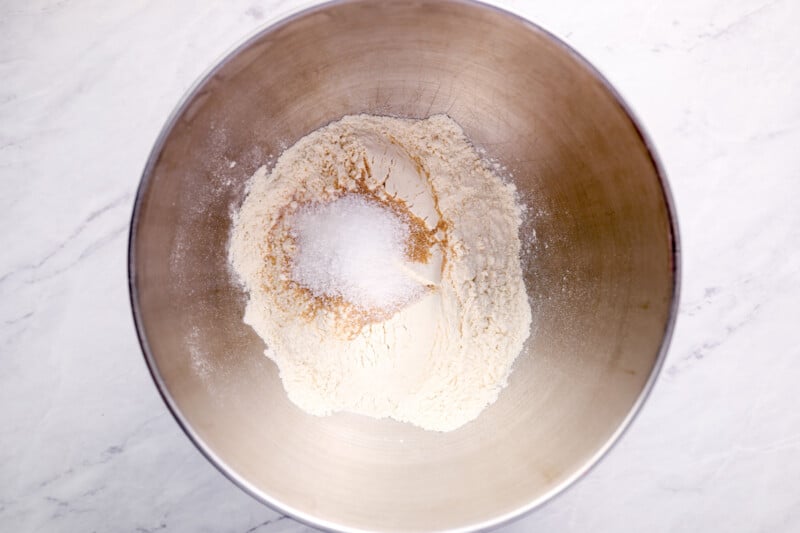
[129,1,679,531]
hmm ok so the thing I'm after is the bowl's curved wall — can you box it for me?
[130,1,678,531]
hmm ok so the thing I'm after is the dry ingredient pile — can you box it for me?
[229,114,531,432]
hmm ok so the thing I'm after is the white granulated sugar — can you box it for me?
[229,114,531,432]
[289,194,422,310]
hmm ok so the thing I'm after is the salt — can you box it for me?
[289,194,423,310]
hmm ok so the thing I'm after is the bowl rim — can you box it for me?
[128,0,682,531]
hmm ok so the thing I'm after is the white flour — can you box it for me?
[229,114,531,432]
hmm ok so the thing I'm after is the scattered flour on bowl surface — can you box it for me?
[229,114,531,432]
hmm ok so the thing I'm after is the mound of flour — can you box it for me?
[229,114,531,432]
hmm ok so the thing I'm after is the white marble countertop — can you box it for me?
[2,0,799,531]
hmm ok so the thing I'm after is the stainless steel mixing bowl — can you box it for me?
[129,1,679,531]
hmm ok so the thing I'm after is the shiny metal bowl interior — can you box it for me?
[129,1,679,531]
